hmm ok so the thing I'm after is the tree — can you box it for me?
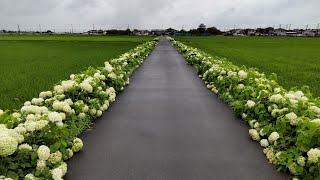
[125,28,132,35]
[198,23,206,34]
[206,26,222,35]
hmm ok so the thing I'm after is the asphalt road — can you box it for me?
[65,38,288,180]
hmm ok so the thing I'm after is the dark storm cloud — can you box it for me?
[0,0,319,31]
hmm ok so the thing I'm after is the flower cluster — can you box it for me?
[168,37,320,179]
[0,37,159,179]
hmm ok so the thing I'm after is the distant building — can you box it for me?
[247,29,256,36]
[302,29,317,37]
[273,28,287,36]
[233,29,245,36]
[133,29,149,36]
[87,30,98,35]
[150,29,164,36]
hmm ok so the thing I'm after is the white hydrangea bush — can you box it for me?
[0,38,159,179]
[168,37,320,179]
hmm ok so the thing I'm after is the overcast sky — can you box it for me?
[0,0,319,32]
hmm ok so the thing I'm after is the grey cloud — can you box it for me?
[0,0,319,31]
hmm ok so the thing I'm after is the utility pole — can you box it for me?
[71,24,74,33]
[17,24,20,33]
[234,24,236,30]
[39,24,41,33]
[92,24,95,30]
[306,25,308,30]
[317,23,320,30]
[279,24,282,29]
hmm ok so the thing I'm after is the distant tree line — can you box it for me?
[177,24,222,36]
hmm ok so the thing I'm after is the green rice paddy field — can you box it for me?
[0,35,154,110]
[175,36,320,98]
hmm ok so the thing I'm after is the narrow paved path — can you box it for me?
[66,38,288,180]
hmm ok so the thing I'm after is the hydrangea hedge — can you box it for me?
[0,37,159,180]
[168,37,320,180]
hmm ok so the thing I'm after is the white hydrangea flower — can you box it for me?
[18,144,33,151]
[56,122,64,126]
[48,151,62,164]
[48,112,63,123]
[24,174,37,180]
[64,98,73,106]
[310,119,320,123]
[297,156,306,167]
[51,168,63,180]
[246,100,256,108]
[242,113,247,119]
[72,138,84,152]
[12,112,21,118]
[101,104,109,111]
[24,101,31,106]
[80,82,93,93]
[35,120,49,130]
[62,105,72,113]
[217,76,224,81]
[70,74,75,80]
[39,91,53,99]
[288,162,298,175]
[78,113,86,119]
[260,139,269,147]
[263,147,277,164]
[300,96,309,102]
[237,84,245,90]
[26,114,37,121]
[274,88,281,93]
[285,112,298,126]
[284,93,296,100]
[36,160,46,171]
[61,80,77,92]
[249,129,260,141]
[90,108,97,116]
[310,106,320,114]
[295,91,304,98]
[14,126,27,135]
[64,148,74,159]
[24,121,37,132]
[268,132,280,144]
[270,94,284,103]
[105,62,114,72]
[82,105,89,113]
[107,72,117,79]
[259,128,266,136]
[94,72,100,78]
[307,148,320,163]
[96,110,103,117]
[253,122,260,129]
[238,70,247,80]
[54,85,64,94]
[249,120,257,128]
[37,145,50,161]
[0,134,18,157]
